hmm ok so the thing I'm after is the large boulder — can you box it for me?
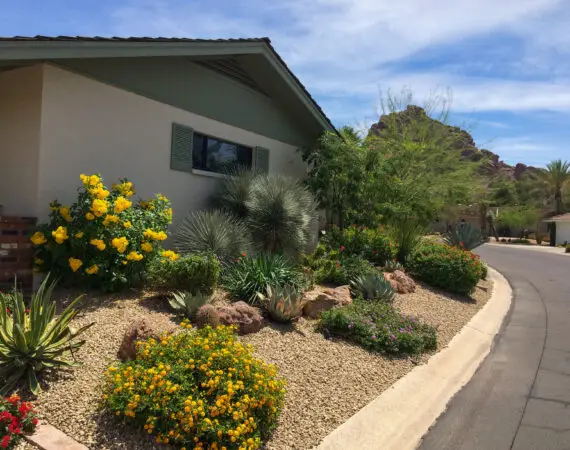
[302,285,352,319]
[216,301,264,335]
[117,319,171,361]
[384,270,416,294]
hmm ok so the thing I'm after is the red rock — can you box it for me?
[302,285,352,319]
[216,301,264,335]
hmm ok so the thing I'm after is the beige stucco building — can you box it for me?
[0,36,335,226]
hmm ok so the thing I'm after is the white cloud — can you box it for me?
[488,136,556,166]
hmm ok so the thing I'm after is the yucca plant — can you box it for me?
[175,210,252,261]
[212,166,257,219]
[168,291,211,319]
[0,276,93,394]
[383,260,405,273]
[350,273,395,303]
[444,222,487,251]
[257,284,305,323]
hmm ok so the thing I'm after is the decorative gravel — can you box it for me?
[25,280,491,450]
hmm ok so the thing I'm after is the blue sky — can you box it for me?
[3,0,570,167]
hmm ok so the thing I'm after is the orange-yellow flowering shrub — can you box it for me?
[31,174,176,291]
[104,324,286,450]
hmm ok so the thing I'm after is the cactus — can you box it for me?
[350,273,395,303]
[168,291,210,318]
[383,260,404,273]
[195,304,220,329]
[258,284,304,323]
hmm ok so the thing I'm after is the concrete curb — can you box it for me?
[316,267,512,450]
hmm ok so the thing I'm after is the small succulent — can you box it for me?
[168,291,211,318]
[350,273,395,303]
[383,260,404,273]
[257,284,305,323]
[195,304,220,329]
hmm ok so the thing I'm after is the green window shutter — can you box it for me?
[254,146,270,173]
[170,123,194,172]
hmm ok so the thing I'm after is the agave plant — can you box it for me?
[383,260,405,273]
[168,291,211,318]
[444,222,487,251]
[0,276,93,394]
[350,273,395,303]
[174,210,252,261]
[258,284,305,323]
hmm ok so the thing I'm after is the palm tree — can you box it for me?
[543,160,570,215]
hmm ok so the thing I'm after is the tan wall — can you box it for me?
[0,65,43,216]
[37,64,308,224]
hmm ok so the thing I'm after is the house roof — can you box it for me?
[544,213,570,222]
[0,35,336,136]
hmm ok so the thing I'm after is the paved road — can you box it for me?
[419,244,570,450]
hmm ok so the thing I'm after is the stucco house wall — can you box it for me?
[36,63,308,224]
[0,65,43,216]
[555,222,570,245]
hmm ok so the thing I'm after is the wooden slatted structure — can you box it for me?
[0,216,36,292]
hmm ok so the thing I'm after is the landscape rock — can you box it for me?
[302,285,352,319]
[216,301,264,334]
[390,270,416,294]
[117,319,171,361]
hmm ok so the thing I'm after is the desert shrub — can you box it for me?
[31,174,173,291]
[320,300,437,355]
[389,217,425,263]
[443,223,487,251]
[195,304,220,329]
[406,242,485,295]
[175,210,252,262]
[0,276,93,394]
[104,324,285,449]
[0,395,39,449]
[303,244,374,285]
[383,260,405,273]
[257,284,304,323]
[324,226,397,265]
[350,273,395,303]
[147,254,220,294]
[168,291,211,319]
[509,238,531,245]
[222,254,305,303]
[566,244,570,253]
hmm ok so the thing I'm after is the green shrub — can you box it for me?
[443,223,487,251]
[320,300,437,355]
[389,217,425,263]
[350,273,395,303]
[303,244,374,285]
[104,324,285,449]
[406,242,485,295]
[148,254,220,294]
[31,174,173,292]
[325,226,397,265]
[0,395,39,449]
[174,210,252,262]
[0,276,93,395]
[222,253,305,303]
[383,260,405,273]
[509,238,531,245]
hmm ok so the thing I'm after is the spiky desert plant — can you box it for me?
[195,304,220,329]
[174,210,252,261]
[168,291,211,319]
[444,222,487,251]
[212,166,257,219]
[389,216,425,262]
[350,273,395,303]
[0,275,93,394]
[383,260,405,273]
[258,284,305,323]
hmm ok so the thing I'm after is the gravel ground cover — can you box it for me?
[23,279,492,450]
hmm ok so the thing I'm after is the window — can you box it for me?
[192,133,253,174]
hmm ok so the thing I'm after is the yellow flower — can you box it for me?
[112,237,129,253]
[141,242,153,252]
[80,173,101,187]
[90,186,110,199]
[85,264,99,275]
[161,250,179,261]
[68,257,83,272]
[59,206,72,222]
[85,212,95,221]
[90,238,106,251]
[126,251,143,262]
[52,226,69,244]
[123,221,132,229]
[114,196,132,214]
[91,199,109,217]
[75,231,84,238]
[34,258,44,265]
[103,214,120,227]
[144,229,168,241]
[157,194,168,202]
[30,231,47,245]
[112,181,135,197]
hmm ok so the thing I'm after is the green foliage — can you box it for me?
[350,273,395,303]
[259,284,304,323]
[174,210,251,262]
[497,206,541,231]
[104,324,285,449]
[0,283,22,315]
[406,242,486,295]
[509,238,531,245]
[543,159,570,214]
[148,254,220,294]
[0,276,93,395]
[213,166,256,219]
[443,223,487,251]
[320,299,437,355]
[222,254,305,303]
[389,217,425,262]
[324,226,397,265]
[168,291,211,319]
[383,260,405,273]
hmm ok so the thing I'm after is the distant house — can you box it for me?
[0,36,335,224]
[544,213,570,246]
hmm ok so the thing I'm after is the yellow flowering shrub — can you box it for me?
[104,324,285,449]
[31,173,176,291]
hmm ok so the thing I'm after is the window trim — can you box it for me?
[191,131,253,174]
